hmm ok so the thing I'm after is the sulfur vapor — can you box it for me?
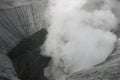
[42,0,120,80]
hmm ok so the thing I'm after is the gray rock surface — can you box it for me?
[0,0,31,9]
[67,39,120,80]
[0,0,48,55]
[0,54,19,80]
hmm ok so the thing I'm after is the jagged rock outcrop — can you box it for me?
[67,39,120,80]
[8,28,51,80]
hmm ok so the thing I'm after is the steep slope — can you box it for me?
[0,0,49,80]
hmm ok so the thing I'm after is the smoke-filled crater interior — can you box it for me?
[8,0,120,80]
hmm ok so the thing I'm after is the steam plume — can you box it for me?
[42,0,120,80]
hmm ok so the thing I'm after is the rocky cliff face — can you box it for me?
[0,0,48,55]
[0,0,49,80]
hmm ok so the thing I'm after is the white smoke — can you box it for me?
[42,0,120,80]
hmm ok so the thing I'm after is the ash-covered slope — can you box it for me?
[0,0,49,80]
[0,0,48,55]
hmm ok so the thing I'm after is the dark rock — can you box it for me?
[8,28,51,80]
